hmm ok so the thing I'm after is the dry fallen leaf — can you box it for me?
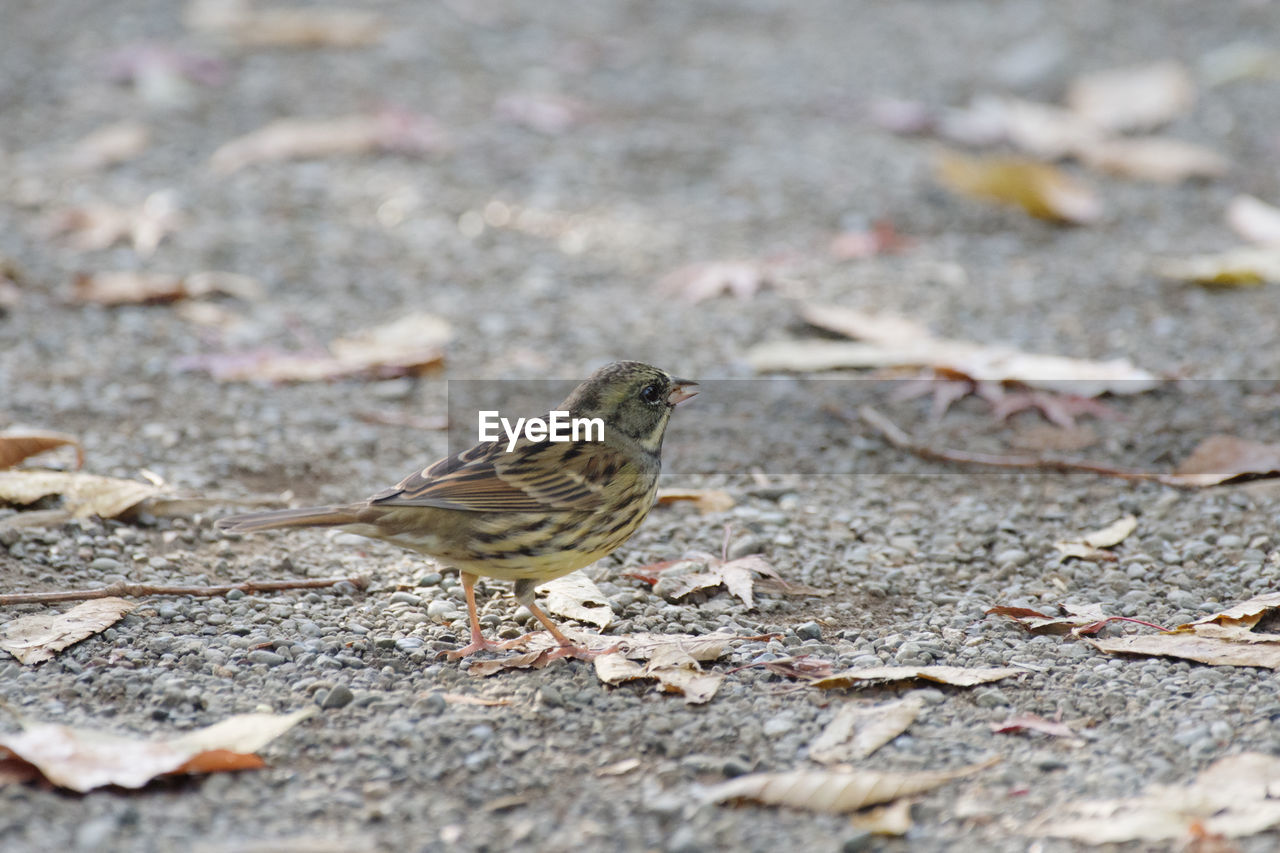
[655,488,736,514]
[1154,246,1280,288]
[1089,592,1280,668]
[652,554,782,609]
[0,708,313,792]
[0,430,84,470]
[596,758,642,777]
[182,312,451,383]
[749,303,1159,398]
[990,713,1079,740]
[63,121,151,172]
[702,758,997,814]
[986,603,1114,636]
[186,0,386,47]
[656,261,772,303]
[467,630,750,679]
[808,695,925,765]
[1077,136,1228,183]
[541,573,613,629]
[0,470,162,523]
[1167,434,1280,486]
[935,150,1102,224]
[1032,753,1280,842]
[48,191,182,257]
[1053,515,1137,561]
[811,665,1021,690]
[595,645,724,704]
[1227,195,1280,246]
[1067,61,1195,132]
[0,599,136,665]
[71,270,263,306]
[210,110,447,175]
[849,797,914,836]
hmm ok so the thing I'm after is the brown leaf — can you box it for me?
[1077,136,1228,183]
[594,648,723,704]
[185,0,386,47]
[1169,435,1280,486]
[541,573,613,629]
[71,270,263,306]
[1190,591,1280,630]
[0,430,84,470]
[656,261,771,303]
[1088,593,1280,668]
[811,665,1021,690]
[655,488,736,514]
[0,598,136,665]
[183,312,451,383]
[935,151,1102,224]
[209,111,446,175]
[809,695,924,764]
[63,121,151,172]
[1032,753,1280,842]
[1227,195,1280,246]
[986,603,1111,636]
[702,759,997,814]
[652,555,782,608]
[1067,61,1195,132]
[0,470,161,521]
[991,713,1078,739]
[750,303,1158,397]
[0,708,313,792]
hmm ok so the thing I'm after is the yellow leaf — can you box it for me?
[935,151,1101,224]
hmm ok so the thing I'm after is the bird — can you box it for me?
[216,361,697,659]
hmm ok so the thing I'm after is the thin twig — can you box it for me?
[0,575,368,606]
[853,405,1181,485]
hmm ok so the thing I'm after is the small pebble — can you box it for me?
[321,684,354,709]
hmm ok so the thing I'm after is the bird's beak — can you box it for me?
[668,380,698,405]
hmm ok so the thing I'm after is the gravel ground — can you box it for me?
[4,1,1280,851]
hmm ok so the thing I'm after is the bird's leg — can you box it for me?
[514,579,618,661]
[445,572,525,658]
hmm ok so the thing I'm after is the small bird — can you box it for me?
[216,361,697,659]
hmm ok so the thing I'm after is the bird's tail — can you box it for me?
[215,505,361,533]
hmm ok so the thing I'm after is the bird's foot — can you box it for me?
[442,636,527,659]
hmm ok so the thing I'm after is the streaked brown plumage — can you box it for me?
[216,361,696,658]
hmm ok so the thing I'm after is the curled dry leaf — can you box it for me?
[1227,195,1280,246]
[1053,514,1137,561]
[541,572,613,629]
[651,554,782,608]
[750,303,1158,398]
[655,488,735,514]
[1066,61,1195,133]
[186,0,386,47]
[1089,591,1280,668]
[0,598,136,665]
[808,695,925,765]
[210,111,446,175]
[656,260,771,303]
[64,121,150,172]
[0,708,314,792]
[811,665,1021,690]
[595,646,723,704]
[0,470,162,523]
[71,270,263,306]
[467,630,748,679]
[1032,752,1280,842]
[935,150,1101,224]
[1168,434,1280,486]
[702,758,997,814]
[183,311,451,383]
[1155,246,1280,288]
[986,603,1112,636]
[0,430,84,470]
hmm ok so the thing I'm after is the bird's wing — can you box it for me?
[367,439,617,512]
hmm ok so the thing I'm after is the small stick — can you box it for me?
[0,575,368,606]
[853,405,1176,485]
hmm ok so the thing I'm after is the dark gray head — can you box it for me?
[562,361,697,452]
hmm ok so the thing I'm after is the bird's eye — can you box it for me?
[639,384,663,404]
